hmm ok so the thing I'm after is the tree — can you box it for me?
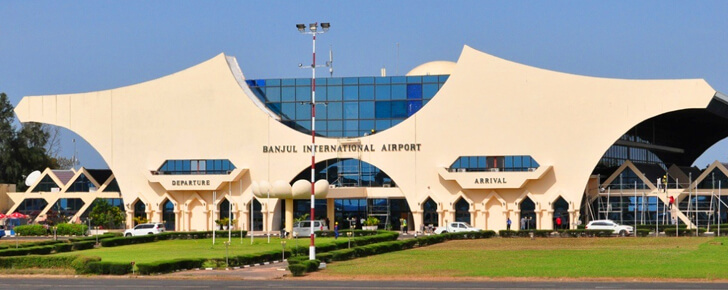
[89,199,126,229]
[0,92,63,190]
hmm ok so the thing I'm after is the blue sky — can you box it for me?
[1,1,727,169]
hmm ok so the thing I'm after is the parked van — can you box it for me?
[292,220,328,237]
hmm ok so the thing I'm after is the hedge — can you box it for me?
[13,224,47,236]
[85,261,133,275]
[72,241,97,251]
[57,223,88,236]
[0,255,79,269]
[0,245,54,257]
[498,230,553,238]
[315,230,380,237]
[69,233,119,242]
[664,228,707,236]
[137,258,206,275]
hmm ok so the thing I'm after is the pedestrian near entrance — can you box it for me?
[506,217,511,230]
[402,218,408,234]
[334,222,339,239]
[556,216,562,229]
[520,217,526,230]
[669,196,675,209]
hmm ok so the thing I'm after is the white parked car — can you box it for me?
[434,222,481,234]
[292,220,328,237]
[585,220,633,236]
[124,223,166,237]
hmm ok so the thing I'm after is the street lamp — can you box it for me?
[281,240,287,261]
[347,231,353,248]
[296,21,331,261]
[293,231,298,254]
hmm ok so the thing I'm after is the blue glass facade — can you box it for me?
[246,75,448,137]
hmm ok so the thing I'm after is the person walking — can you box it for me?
[669,196,675,210]
[506,217,512,230]
[334,222,339,239]
[402,218,408,234]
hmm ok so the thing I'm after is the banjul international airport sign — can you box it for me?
[262,143,422,153]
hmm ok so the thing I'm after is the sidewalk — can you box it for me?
[164,260,290,280]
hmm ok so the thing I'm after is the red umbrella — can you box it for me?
[8,212,27,219]
[0,213,6,219]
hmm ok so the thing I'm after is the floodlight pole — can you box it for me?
[297,22,331,260]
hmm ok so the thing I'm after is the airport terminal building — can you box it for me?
[9,46,728,233]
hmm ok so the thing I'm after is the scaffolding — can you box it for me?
[367,198,391,230]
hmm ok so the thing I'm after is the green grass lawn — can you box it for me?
[323,237,728,280]
[55,236,332,263]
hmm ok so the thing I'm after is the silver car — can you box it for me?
[292,220,328,237]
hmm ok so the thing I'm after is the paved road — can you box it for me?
[2,278,727,290]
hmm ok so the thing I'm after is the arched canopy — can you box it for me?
[290,158,397,188]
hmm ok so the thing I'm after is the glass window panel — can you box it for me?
[328,131,343,137]
[359,77,374,84]
[406,76,422,83]
[327,102,342,119]
[296,102,311,120]
[391,76,406,84]
[514,156,522,168]
[478,157,486,168]
[281,79,296,86]
[327,78,342,85]
[296,78,311,86]
[359,85,374,100]
[315,78,326,86]
[375,77,391,84]
[222,160,230,170]
[315,104,326,119]
[423,75,439,83]
[392,84,406,100]
[438,75,449,83]
[267,79,281,86]
[343,77,358,85]
[375,101,391,118]
[344,120,358,131]
[268,103,282,115]
[199,160,206,171]
[407,84,422,99]
[182,161,190,171]
[343,86,358,101]
[327,86,342,101]
[359,120,374,132]
[315,120,326,131]
[328,120,342,131]
[423,99,429,106]
[407,100,422,116]
[206,160,214,171]
[392,101,407,118]
[265,87,281,102]
[296,86,311,102]
[281,103,295,119]
[359,101,374,119]
[469,157,478,168]
[316,86,327,101]
[282,87,295,102]
[344,102,358,119]
[344,131,358,137]
[375,84,391,100]
[423,84,438,99]
[392,119,403,126]
[375,120,391,130]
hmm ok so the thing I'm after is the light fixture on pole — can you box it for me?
[296,21,331,261]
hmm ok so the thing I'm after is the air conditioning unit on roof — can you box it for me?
[528,168,536,172]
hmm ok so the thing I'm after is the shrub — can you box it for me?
[0,245,54,257]
[57,223,88,236]
[304,259,320,272]
[72,241,97,251]
[85,261,133,275]
[53,243,73,253]
[0,255,78,269]
[288,263,306,276]
[136,258,205,275]
[14,224,47,236]
[636,229,651,237]
[71,256,102,274]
